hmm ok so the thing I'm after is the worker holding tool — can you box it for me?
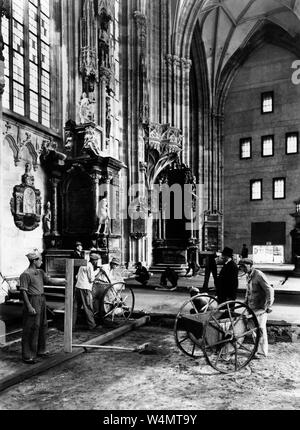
[238,258,274,358]
[73,253,101,331]
[19,250,66,364]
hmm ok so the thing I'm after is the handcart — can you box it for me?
[174,294,261,373]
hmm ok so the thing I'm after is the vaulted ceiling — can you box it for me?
[174,0,300,94]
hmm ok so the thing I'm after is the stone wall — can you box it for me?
[224,44,300,262]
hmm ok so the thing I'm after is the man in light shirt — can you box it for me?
[73,253,100,330]
[238,258,275,358]
[98,257,124,284]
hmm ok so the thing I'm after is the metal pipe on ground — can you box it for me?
[72,342,156,354]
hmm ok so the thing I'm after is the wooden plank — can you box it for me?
[72,315,151,350]
[64,259,74,353]
[0,316,150,394]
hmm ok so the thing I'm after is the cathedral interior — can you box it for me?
[1,0,300,292]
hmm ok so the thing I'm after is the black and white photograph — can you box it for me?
[0,0,300,415]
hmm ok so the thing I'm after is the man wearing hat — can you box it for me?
[71,241,84,260]
[73,253,101,331]
[216,247,239,304]
[95,257,124,285]
[238,258,274,357]
[71,241,85,280]
[92,257,124,322]
[20,250,66,364]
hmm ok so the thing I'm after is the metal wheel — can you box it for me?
[100,282,135,323]
[174,294,219,358]
[202,300,260,373]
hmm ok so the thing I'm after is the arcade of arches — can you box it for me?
[1,0,300,290]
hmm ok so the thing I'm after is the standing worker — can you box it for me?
[71,241,85,260]
[216,247,239,304]
[70,241,85,280]
[238,258,274,358]
[240,244,249,259]
[19,250,66,364]
[202,249,218,292]
[73,253,100,331]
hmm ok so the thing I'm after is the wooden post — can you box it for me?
[64,259,74,353]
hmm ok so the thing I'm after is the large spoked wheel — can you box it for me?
[202,300,260,373]
[99,282,135,323]
[174,294,219,358]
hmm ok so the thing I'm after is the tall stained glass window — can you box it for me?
[2,0,51,127]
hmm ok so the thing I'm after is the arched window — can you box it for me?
[2,0,51,128]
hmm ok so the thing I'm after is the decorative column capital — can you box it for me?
[181,58,192,72]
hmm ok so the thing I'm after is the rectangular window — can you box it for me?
[261,91,274,114]
[286,132,299,154]
[261,135,274,157]
[250,180,262,201]
[240,138,252,159]
[3,0,51,128]
[273,178,285,200]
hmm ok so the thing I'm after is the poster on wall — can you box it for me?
[252,245,284,264]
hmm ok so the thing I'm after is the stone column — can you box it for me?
[181,58,192,166]
[99,70,111,151]
[166,54,173,124]
[49,178,60,237]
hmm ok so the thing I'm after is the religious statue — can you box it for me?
[96,196,110,235]
[43,201,52,236]
[79,92,95,124]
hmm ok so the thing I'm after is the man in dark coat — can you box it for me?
[216,247,239,304]
[240,244,249,259]
[134,262,150,286]
[157,267,178,291]
[71,241,85,259]
[70,241,85,281]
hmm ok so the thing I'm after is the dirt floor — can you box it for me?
[0,323,300,411]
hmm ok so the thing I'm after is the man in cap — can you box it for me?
[73,253,101,331]
[105,258,124,284]
[238,258,274,357]
[19,250,66,364]
[92,257,124,324]
[216,247,239,304]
